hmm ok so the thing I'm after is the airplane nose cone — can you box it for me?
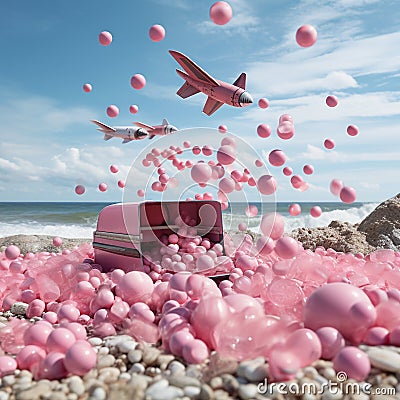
[239,91,253,106]
[135,128,148,139]
[170,125,178,132]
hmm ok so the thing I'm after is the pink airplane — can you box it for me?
[134,119,178,139]
[169,50,253,116]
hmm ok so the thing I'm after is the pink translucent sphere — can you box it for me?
[137,189,145,198]
[209,1,233,25]
[129,104,139,114]
[149,24,166,42]
[330,179,343,196]
[191,162,212,184]
[98,183,108,192]
[274,236,299,259]
[116,271,154,305]
[238,222,247,231]
[333,347,370,381]
[340,186,356,204]
[52,237,63,247]
[347,124,359,136]
[316,327,345,360]
[326,95,339,107]
[219,177,235,193]
[245,204,258,217]
[310,206,322,218]
[98,31,112,46]
[296,24,317,47]
[75,184,85,195]
[283,166,293,176]
[130,74,146,90]
[257,175,277,195]
[118,180,125,188]
[64,341,97,376]
[279,114,293,123]
[5,245,20,260]
[260,213,284,239]
[288,203,301,216]
[257,123,271,138]
[16,345,46,371]
[218,125,228,133]
[303,164,314,175]
[217,145,236,165]
[82,83,92,93]
[277,121,294,140]
[256,236,275,256]
[106,105,119,118]
[258,98,269,109]
[324,139,335,149]
[268,149,286,167]
[0,356,17,378]
[110,164,119,173]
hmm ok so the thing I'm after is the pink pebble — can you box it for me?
[130,74,146,90]
[289,203,301,216]
[316,327,345,360]
[303,164,314,175]
[274,236,299,259]
[363,327,389,345]
[268,149,286,167]
[106,105,119,118]
[98,31,112,46]
[333,346,370,381]
[182,339,209,363]
[82,83,92,93]
[24,323,53,347]
[257,124,271,138]
[257,175,277,195]
[58,304,80,322]
[210,1,232,25]
[283,166,293,176]
[258,98,269,109]
[118,180,126,188]
[256,236,275,256]
[347,124,359,136]
[296,24,317,47]
[310,206,322,218]
[149,24,166,42]
[64,341,97,375]
[324,138,335,149]
[26,299,46,318]
[116,271,154,305]
[52,236,63,247]
[16,345,46,371]
[326,95,339,107]
[340,186,357,204]
[0,355,17,377]
[169,330,195,357]
[129,104,139,114]
[110,164,119,173]
[330,179,343,196]
[46,328,76,353]
[389,326,400,346]
[5,245,20,260]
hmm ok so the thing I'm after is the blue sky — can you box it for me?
[1,0,399,203]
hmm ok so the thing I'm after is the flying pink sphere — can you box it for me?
[210,1,233,25]
[191,163,212,184]
[245,205,258,217]
[149,24,166,42]
[82,83,92,93]
[347,124,359,136]
[324,138,335,149]
[257,175,277,195]
[109,164,119,173]
[129,105,139,114]
[340,186,357,204]
[277,121,294,140]
[289,203,301,216]
[255,159,264,167]
[219,177,235,193]
[74,185,85,195]
[106,105,119,118]
[274,236,299,259]
[330,179,343,196]
[118,180,125,188]
[258,98,269,109]
[217,145,236,165]
[98,31,112,46]
[130,74,146,90]
[310,206,322,218]
[260,213,285,239]
[98,183,108,192]
[268,149,286,167]
[326,95,339,107]
[218,125,228,133]
[137,189,145,197]
[296,24,317,47]
[303,164,314,175]
[5,245,20,260]
[53,237,63,247]
[283,166,293,176]
[257,124,271,138]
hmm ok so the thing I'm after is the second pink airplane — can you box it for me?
[169,50,253,116]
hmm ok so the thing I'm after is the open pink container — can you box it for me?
[93,201,226,278]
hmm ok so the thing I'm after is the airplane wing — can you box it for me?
[103,134,113,141]
[134,122,154,131]
[91,120,116,132]
[122,139,131,144]
[169,50,220,86]
[203,97,224,116]
[177,80,201,98]
[232,73,246,90]
[149,134,156,140]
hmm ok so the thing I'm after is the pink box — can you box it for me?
[93,201,225,275]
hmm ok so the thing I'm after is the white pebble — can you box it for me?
[117,340,137,353]
[10,302,28,315]
[129,363,145,374]
[367,348,400,372]
[238,383,258,400]
[321,389,343,400]
[0,391,9,400]
[128,349,142,363]
[168,360,186,376]
[119,372,131,381]
[68,376,85,396]
[184,386,201,397]
[97,354,115,369]
[90,387,107,400]
[88,337,103,346]
[1,375,15,386]
[146,379,184,400]
[98,367,120,383]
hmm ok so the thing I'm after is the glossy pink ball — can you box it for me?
[310,206,322,218]
[58,304,80,322]
[64,322,87,340]
[5,245,20,260]
[218,124,228,133]
[98,182,108,192]
[363,326,389,345]
[333,346,370,381]
[52,236,63,247]
[326,95,338,107]
[268,150,286,167]
[324,139,335,149]
[16,345,46,370]
[296,24,317,47]
[210,1,232,25]
[289,203,301,216]
[75,184,85,195]
[149,24,165,42]
[303,164,314,175]
[106,105,119,118]
[129,104,139,114]
[38,352,67,380]
[0,355,17,377]
[110,164,119,173]
[340,186,356,204]
[217,145,236,165]
[257,123,271,138]
[347,124,359,136]
[64,341,97,376]
[98,31,112,46]
[258,98,269,109]
[169,330,195,357]
[274,236,299,259]
[24,323,53,347]
[330,179,343,196]
[257,175,277,195]
[191,163,212,184]
[116,271,154,305]
[283,166,293,176]
[256,236,275,256]
[82,83,92,93]
[118,180,125,188]
[131,74,146,90]
[315,327,345,360]
[182,339,209,364]
[46,328,77,353]
[260,213,284,239]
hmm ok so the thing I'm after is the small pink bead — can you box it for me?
[0,355,17,377]
[65,342,96,376]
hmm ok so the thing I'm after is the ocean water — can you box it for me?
[0,201,379,239]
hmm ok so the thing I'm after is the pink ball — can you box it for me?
[183,140,191,148]
[82,83,92,93]
[340,186,356,204]
[289,203,301,216]
[5,245,20,260]
[24,323,53,347]
[130,74,146,90]
[256,236,275,256]
[64,341,97,376]
[98,183,108,192]
[260,213,284,239]
[52,237,63,247]
[296,24,317,47]
[257,124,271,138]
[310,206,322,218]
[169,331,195,357]
[0,356,17,378]
[58,304,80,322]
[283,166,293,176]
[245,204,258,217]
[316,327,345,360]
[182,339,209,364]
[221,137,236,148]
[137,189,145,197]
[326,95,339,107]
[46,328,77,353]
[75,184,85,195]
[63,322,87,340]
[191,162,212,184]
[279,114,293,123]
[274,236,299,259]
[303,164,314,175]
[196,254,214,272]
[219,177,235,193]
[16,345,46,370]
[268,149,286,167]
[363,327,389,345]
[116,271,154,305]
[149,24,166,42]
[347,124,359,136]
[277,121,294,140]
[255,159,264,167]
[98,31,112,46]
[218,125,228,133]
[129,104,139,114]
[110,164,119,173]
[106,105,119,118]
[238,222,247,231]
[217,145,236,165]
[257,175,277,195]
[258,98,269,109]
[324,138,335,149]
[330,179,343,196]
[333,347,370,381]
[209,1,232,25]
[118,180,125,188]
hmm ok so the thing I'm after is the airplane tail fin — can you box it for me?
[104,134,113,141]
[232,73,246,89]
[177,81,200,99]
